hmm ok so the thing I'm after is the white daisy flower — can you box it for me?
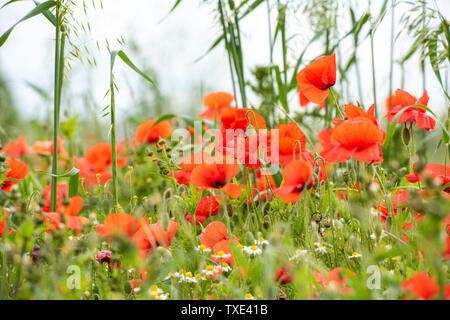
[245,293,255,300]
[243,245,262,256]
[211,250,232,260]
[179,272,198,283]
[348,251,362,259]
[157,293,169,300]
[195,244,212,253]
[314,242,327,254]
[202,265,216,277]
[290,248,308,260]
[215,262,232,273]
[254,237,269,246]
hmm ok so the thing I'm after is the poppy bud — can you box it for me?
[342,172,349,183]
[226,203,233,217]
[245,231,255,245]
[312,211,322,223]
[38,198,46,208]
[31,245,40,264]
[161,212,169,231]
[402,127,411,146]
[62,196,70,206]
[263,215,271,229]
[0,153,5,162]
[321,220,331,228]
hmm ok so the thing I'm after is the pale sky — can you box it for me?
[0,0,449,126]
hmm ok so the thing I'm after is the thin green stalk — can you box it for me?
[266,0,275,126]
[370,29,377,116]
[110,67,119,209]
[50,2,63,212]
[388,0,395,109]
[218,0,238,105]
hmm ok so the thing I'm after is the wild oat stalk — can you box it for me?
[50,0,66,212]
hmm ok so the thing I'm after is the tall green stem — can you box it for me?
[50,1,64,212]
[110,65,119,209]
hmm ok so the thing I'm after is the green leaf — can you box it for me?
[0,0,57,47]
[110,50,156,86]
[1,0,24,9]
[273,65,289,112]
[33,0,57,26]
[68,171,79,197]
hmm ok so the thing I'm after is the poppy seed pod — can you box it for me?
[0,153,6,162]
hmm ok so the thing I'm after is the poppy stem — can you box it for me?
[329,88,344,119]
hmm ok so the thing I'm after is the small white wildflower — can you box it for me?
[245,293,255,300]
[290,248,308,260]
[179,272,198,283]
[254,237,269,246]
[348,251,362,259]
[195,244,211,252]
[202,265,216,277]
[211,250,232,260]
[243,245,262,256]
[215,262,232,273]
[314,242,327,254]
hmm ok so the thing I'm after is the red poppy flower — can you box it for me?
[318,117,384,164]
[211,239,234,264]
[301,149,329,183]
[0,219,5,237]
[401,273,441,300]
[375,190,409,222]
[333,103,379,127]
[314,267,354,295]
[85,143,127,172]
[266,122,306,166]
[171,152,211,185]
[274,159,313,203]
[96,212,144,239]
[275,263,294,284]
[199,91,234,120]
[135,119,172,146]
[186,195,223,225]
[296,54,336,105]
[444,237,450,261]
[31,137,69,158]
[134,219,178,258]
[1,159,28,193]
[200,221,228,249]
[190,154,242,198]
[0,219,15,237]
[220,107,266,132]
[298,90,326,109]
[2,136,32,159]
[406,163,450,192]
[76,157,112,188]
[386,89,435,131]
[216,133,263,169]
